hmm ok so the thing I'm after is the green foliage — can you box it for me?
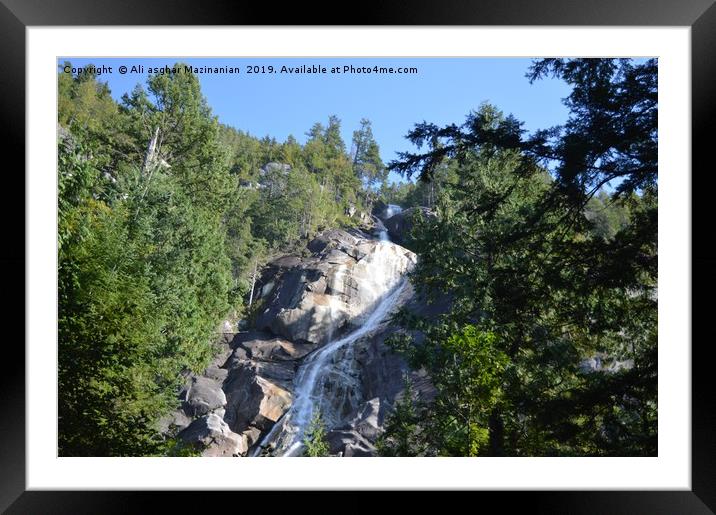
[253,164,330,248]
[159,438,204,457]
[58,63,384,455]
[218,124,264,181]
[304,116,364,211]
[303,410,331,457]
[58,64,238,455]
[385,58,657,457]
[351,118,387,189]
[386,327,507,456]
[585,190,632,240]
[378,160,458,209]
[58,61,120,137]
[377,376,429,456]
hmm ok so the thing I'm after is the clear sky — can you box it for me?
[59,57,573,184]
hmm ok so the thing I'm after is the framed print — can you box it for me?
[3,0,714,512]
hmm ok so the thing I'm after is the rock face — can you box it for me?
[58,123,74,149]
[167,331,298,455]
[371,199,388,218]
[222,358,294,432]
[180,413,247,457]
[254,229,416,345]
[183,376,227,417]
[164,228,436,457]
[384,206,436,246]
[327,429,376,457]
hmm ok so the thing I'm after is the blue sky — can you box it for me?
[60,57,573,184]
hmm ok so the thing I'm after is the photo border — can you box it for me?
[2,0,714,512]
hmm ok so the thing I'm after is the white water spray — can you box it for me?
[385,204,402,218]
[375,204,402,241]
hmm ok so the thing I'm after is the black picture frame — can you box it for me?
[2,0,713,512]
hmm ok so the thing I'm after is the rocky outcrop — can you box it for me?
[232,332,314,362]
[222,358,294,432]
[384,206,436,246]
[260,162,291,176]
[327,429,376,457]
[57,123,74,150]
[254,229,416,345]
[371,199,388,218]
[179,413,247,457]
[164,228,436,457]
[183,376,227,417]
[167,330,299,455]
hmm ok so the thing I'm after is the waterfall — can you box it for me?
[374,217,389,241]
[374,204,402,241]
[252,233,412,457]
[385,203,402,218]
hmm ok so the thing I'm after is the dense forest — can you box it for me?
[58,58,657,457]
[58,61,387,455]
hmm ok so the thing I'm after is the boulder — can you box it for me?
[157,409,193,434]
[183,376,227,417]
[233,332,315,362]
[222,362,293,433]
[327,429,377,457]
[349,397,383,441]
[179,413,246,457]
[209,332,237,368]
[204,364,228,382]
[241,426,263,449]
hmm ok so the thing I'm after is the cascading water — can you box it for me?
[252,229,413,457]
[375,204,402,241]
[375,218,390,241]
[385,203,403,218]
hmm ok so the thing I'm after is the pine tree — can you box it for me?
[351,118,386,189]
[376,376,426,456]
[58,63,236,456]
[387,58,657,457]
[303,410,331,457]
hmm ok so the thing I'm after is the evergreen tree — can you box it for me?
[376,376,427,456]
[57,62,388,456]
[58,61,119,136]
[303,410,331,457]
[351,118,386,189]
[59,63,236,456]
[324,115,346,159]
[386,58,657,457]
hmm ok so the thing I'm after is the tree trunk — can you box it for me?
[248,260,258,307]
[142,127,160,176]
[134,127,161,221]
